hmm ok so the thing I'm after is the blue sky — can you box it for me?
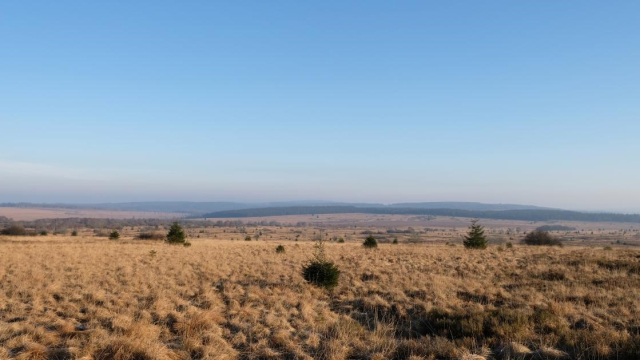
[1,1,639,211]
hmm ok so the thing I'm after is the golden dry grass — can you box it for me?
[1,235,639,359]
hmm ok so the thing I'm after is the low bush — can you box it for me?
[302,260,340,290]
[136,232,165,240]
[109,230,120,240]
[363,235,378,248]
[1,225,27,236]
[276,245,285,253]
[523,230,561,246]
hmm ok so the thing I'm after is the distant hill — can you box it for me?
[3,201,638,222]
[84,202,251,213]
[0,201,371,214]
[388,202,553,211]
[197,206,640,223]
[0,201,553,214]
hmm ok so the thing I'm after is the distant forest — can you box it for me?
[536,225,577,231]
[198,206,640,223]
[0,216,283,232]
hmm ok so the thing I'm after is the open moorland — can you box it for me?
[195,214,640,247]
[1,216,640,360]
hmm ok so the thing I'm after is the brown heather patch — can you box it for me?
[0,235,639,359]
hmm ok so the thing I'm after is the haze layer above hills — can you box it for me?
[0,201,552,215]
[1,201,639,223]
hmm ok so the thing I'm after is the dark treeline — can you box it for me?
[198,206,640,223]
[536,225,577,231]
[0,203,88,209]
[0,217,180,231]
[0,217,284,232]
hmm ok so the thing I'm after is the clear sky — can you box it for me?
[1,1,639,211]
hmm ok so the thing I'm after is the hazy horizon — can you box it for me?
[1,194,639,214]
[2,2,639,213]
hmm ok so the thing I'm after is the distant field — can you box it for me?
[202,213,640,231]
[0,207,183,221]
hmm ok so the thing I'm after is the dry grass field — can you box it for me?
[1,230,640,359]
